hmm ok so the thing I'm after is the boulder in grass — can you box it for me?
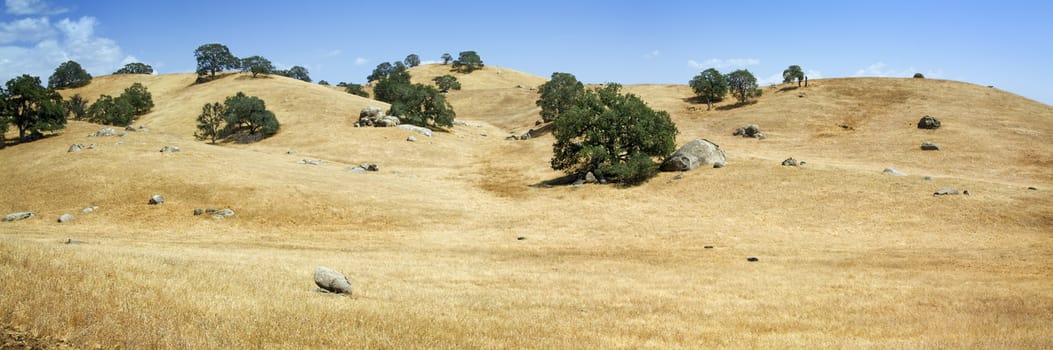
[3,212,35,222]
[921,141,940,151]
[917,115,941,129]
[149,195,165,205]
[660,139,727,171]
[398,124,433,137]
[782,158,799,166]
[68,144,84,152]
[160,146,181,153]
[58,214,74,223]
[883,167,907,176]
[314,266,353,295]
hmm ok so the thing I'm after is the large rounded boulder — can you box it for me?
[660,139,727,171]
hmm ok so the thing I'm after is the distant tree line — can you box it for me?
[193,43,311,83]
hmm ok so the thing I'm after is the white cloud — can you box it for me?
[688,58,760,70]
[5,0,66,15]
[853,62,922,78]
[0,15,136,84]
[806,69,823,80]
[0,17,54,43]
[644,50,660,59]
[354,57,368,65]
[757,72,783,86]
[323,49,342,57]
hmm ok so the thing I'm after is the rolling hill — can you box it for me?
[1,65,1051,349]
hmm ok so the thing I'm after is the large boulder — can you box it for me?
[149,194,165,205]
[3,212,35,222]
[660,139,727,171]
[57,214,75,223]
[314,266,353,295]
[355,106,400,127]
[68,144,84,152]
[733,124,764,138]
[918,115,941,129]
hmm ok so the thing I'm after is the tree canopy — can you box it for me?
[222,92,279,138]
[344,83,368,98]
[388,84,456,129]
[432,75,461,93]
[536,72,585,122]
[48,60,92,89]
[282,66,311,82]
[451,51,483,73]
[441,53,453,65]
[371,62,411,103]
[3,74,67,142]
[241,55,274,78]
[726,69,761,104]
[782,65,805,87]
[551,83,677,184]
[85,83,153,126]
[194,43,240,78]
[194,102,225,144]
[404,54,421,67]
[688,68,728,111]
[114,62,154,75]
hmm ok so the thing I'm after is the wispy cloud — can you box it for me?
[323,49,342,57]
[644,50,660,59]
[0,15,136,83]
[0,17,53,43]
[688,58,760,70]
[853,62,920,78]
[5,0,66,15]
[354,57,368,66]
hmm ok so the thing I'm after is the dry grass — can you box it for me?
[1,69,1052,349]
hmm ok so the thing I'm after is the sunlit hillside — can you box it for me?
[1,67,1051,349]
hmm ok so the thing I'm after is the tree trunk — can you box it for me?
[706,97,712,111]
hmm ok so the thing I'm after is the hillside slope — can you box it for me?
[1,69,1051,349]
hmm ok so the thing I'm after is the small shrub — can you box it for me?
[913,73,925,79]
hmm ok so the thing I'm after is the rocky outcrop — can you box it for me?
[314,266,353,295]
[90,128,126,137]
[918,115,941,129]
[660,139,727,171]
[782,158,799,166]
[159,146,180,153]
[355,106,400,127]
[733,124,765,139]
[149,195,164,205]
[398,124,433,137]
[921,141,941,151]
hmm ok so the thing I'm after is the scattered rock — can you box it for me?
[917,115,941,129]
[211,208,235,219]
[883,167,907,176]
[398,124,433,137]
[782,158,799,166]
[65,239,84,244]
[920,141,941,151]
[755,132,767,140]
[660,139,727,171]
[148,195,164,205]
[1028,186,1038,191]
[81,206,98,214]
[86,143,95,149]
[125,126,137,132]
[923,176,933,181]
[57,214,74,223]
[933,188,964,196]
[584,172,598,184]
[286,149,297,155]
[356,106,400,127]
[91,128,119,137]
[3,212,35,222]
[314,266,353,295]
[68,144,84,152]
[302,159,322,165]
[673,173,685,180]
[193,208,204,216]
[407,136,417,142]
[704,245,714,249]
[747,257,759,262]
[733,124,764,138]
[349,167,367,174]
[360,163,379,171]
[516,236,526,241]
[159,146,180,153]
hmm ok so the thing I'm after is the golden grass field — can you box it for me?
[1,64,1051,349]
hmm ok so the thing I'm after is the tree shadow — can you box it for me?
[715,100,758,111]
[777,85,800,93]
[529,173,579,188]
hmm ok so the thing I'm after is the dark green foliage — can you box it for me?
[913,73,925,79]
[194,43,239,79]
[451,51,483,73]
[726,69,761,104]
[121,82,153,115]
[371,62,411,103]
[536,72,584,122]
[48,60,92,89]
[84,83,153,126]
[114,62,154,75]
[405,54,421,67]
[283,66,311,82]
[3,74,67,142]
[241,55,274,78]
[441,53,453,65]
[551,83,677,184]
[194,102,226,144]
[344,83,368,98]
[66,94,88,120]
[432,75,461,92]
[782,65,804,86]
[367,62,409,83]
[86,94,135,126]
[688,68,727,111]
[388,84,455,128]
[318,80,329,86]
[221,92,279,139]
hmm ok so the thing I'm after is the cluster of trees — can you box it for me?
[368,60,455,128]
[48,60,92,90]
[688,68,762,110]
[451,51,484,73]
[194,43,311,82]
[195,92,279,143]
[537,73,677,184]
[78,82,154,126]
[114,62,154,75]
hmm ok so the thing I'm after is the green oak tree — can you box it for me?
[782,65,805,87]
[726,69,761,104]
[114,62,154,75]
[3,74,67,142]
[432,75,461,93]
[536,72,584,122]
[451,51,483,73]
[48,60,92,89]
[194,43,240,79]
[689,68,728,111]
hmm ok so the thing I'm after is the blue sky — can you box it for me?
[2,0,1051,105]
